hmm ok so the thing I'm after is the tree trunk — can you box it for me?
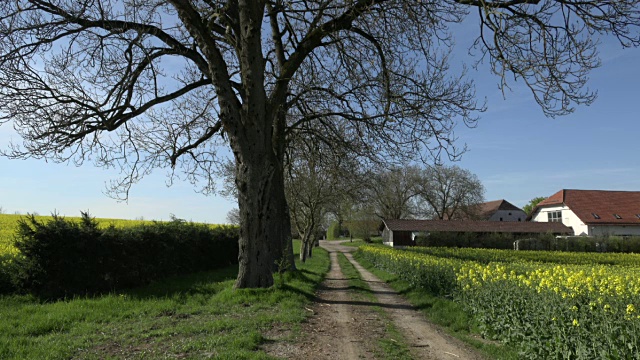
[230,2,295,288]
[234,155,280,288]
[281,199,296,270]
[300,233,309,263]
[307,234,314,258]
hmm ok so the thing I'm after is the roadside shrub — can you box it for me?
[516,235,640,253]
[11,213,238,298]
[326,221,341,240]
[415,231,534,250]
[0,254,16,294]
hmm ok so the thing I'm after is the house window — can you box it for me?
[592,213,601,219]
[635,214,640,219]
[548,211,562,222]
[614,214,622,219]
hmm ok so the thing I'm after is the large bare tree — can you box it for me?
[1,1,639,288]
[416,165,485,220]
[368,166,421,220]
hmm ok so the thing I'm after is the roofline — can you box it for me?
[583,222,640,226]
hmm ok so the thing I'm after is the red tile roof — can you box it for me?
[534,189,640,225]
[479,199,523,217]
[443,199,524,220]
[383,219,571,234]
[536,190,564,207]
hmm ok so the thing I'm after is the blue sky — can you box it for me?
[452,31,640,208]
[1,16,639,223]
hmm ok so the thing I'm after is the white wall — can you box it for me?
[531,205,588,236]
[382,228,393,246]
[488,210,527,222]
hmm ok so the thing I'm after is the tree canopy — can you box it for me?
[1,1,639,287]
[523,196,548,215]
[416,165,485,220]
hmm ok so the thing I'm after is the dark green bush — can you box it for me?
[11,213,238,298]
[0,254,16,294]
[415,231,521,249]
[516,235,640,253]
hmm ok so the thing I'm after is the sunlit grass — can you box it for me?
[0,240,329,359]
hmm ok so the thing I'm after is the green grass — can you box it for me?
[0,240,330,359]
[335,237,384,248]
[353,251,519,360]
[337,253,412,360]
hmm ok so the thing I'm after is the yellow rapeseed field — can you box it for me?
[359,245,640,359]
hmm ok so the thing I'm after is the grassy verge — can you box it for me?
[352,251,519,360]
[336,237,384,248]
[0,240,330,360]
[337,253,412,360]
[339,239,368,247]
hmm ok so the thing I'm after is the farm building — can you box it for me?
[443,199,527,221]
[382,219,572,247]
[529,189,640,236]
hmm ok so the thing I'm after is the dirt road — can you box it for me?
[265,241,485,360]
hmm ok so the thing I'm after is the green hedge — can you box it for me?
[515,236,640,253]
[326,221,341,240]
[0,254,13,294]
[6,213,238,298]
[414,231,555,250]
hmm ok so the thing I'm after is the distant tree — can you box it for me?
[416,165,484,220]
[344,205,380,242]
[286,132,362,262]
[0,206,4,214]
[523,197,548,216]
[226,208,241,225]
[368,166,421,220]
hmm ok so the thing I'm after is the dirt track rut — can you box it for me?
[264,241,485,360]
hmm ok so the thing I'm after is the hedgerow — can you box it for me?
[7,213,238,298]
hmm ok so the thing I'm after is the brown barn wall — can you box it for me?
[393,231,414,246]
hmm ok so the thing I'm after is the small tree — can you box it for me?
[523,197,547,216]
[226,208,241,225]
[326,221,341,241]
[344,205,380,242]
[286,132,362,261]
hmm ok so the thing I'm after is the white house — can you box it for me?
[529,189,640,236]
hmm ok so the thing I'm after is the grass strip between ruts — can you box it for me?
[337,252,413,360]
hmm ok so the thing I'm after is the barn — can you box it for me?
[382,219,572,247]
